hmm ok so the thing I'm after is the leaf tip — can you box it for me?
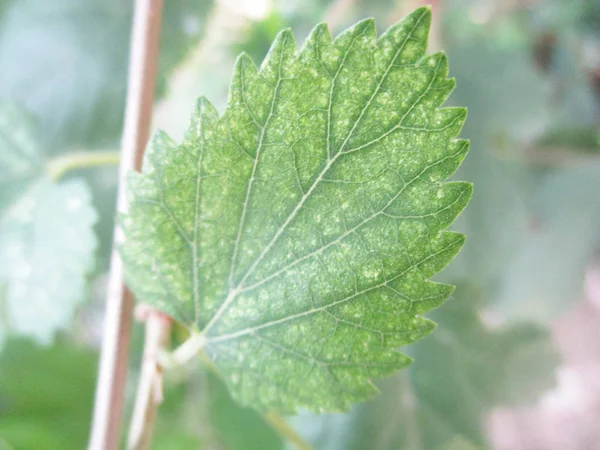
[233,51,259,76]
[463,181,474,201]
[354,17,376,34]
[301,22,332,55]
[419,317,437,337]
[195,96,219,122]
[259,27,297,73]
[312,22,330,35]
[334,17,376,44]
[411,5,433,22]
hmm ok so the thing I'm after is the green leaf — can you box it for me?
[122,7,471,413]
[0,103,97,346]
[537,126,600,152]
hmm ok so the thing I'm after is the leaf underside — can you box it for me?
[121,7,472,413]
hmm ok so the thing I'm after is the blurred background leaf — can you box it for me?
[0,102,43,211]
[0,103,97,347]
[0,0,214,151]
[204,370,284,449]
[494,165,600,322]
[0,0,216,272]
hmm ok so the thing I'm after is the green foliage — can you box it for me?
[0,0,213,149]
[409,284,558,448]
[446,30,600,320]
[0,103,97,347]
[0,338,207,450]
[537,126,599,152]
[150,379,205,450]
[0,338,97,450]
[204,370,283,449]
[1,0,593,448]
[121,7,471,413]
[494,164,600,321]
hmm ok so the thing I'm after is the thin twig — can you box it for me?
[88,0,164,449]
[157,337,313,450]
[128,306,172,450]
[264,412,314,450]
[46,151,120,181]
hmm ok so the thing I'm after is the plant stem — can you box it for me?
[156,333,313,450]
[47,151,120,181]
[158,332,207,370]
[264,412,314,450]
[127,308,171,450]
[88,0,163,448]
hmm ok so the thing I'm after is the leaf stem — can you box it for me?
[156,332,313,450]
[264,412,313,450]
[158,332,207,370]
[47,151,120,181]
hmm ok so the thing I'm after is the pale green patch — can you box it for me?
[0,102,97,347]
[121,7,471,413]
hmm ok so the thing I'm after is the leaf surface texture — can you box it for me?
[122,7,471,412]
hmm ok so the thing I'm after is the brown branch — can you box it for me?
[127,306,172,450]
[88,0,164,449]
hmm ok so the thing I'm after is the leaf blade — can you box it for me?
[122,7,472,413]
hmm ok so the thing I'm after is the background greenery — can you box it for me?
[0,0,598,449]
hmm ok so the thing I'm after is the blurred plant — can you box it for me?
[0,0,214,150]
[0,102,107,348]
[231,13,288,63]
[489,266,600,449]
[0,337,216,450]
[443,0,600,323]
[0,338,97,450]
